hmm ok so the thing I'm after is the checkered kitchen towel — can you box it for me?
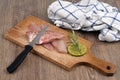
[48,0,120,42]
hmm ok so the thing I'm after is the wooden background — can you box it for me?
[0,0,120,80]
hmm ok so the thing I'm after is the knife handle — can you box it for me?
[7,45,33,73]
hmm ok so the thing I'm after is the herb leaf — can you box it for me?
[70,30,81,53]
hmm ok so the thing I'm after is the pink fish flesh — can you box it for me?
[51,39,67,53]
[26,23,67,53]
[26,23,64,44]
[42,43,54,50]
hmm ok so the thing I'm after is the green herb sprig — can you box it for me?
[70,30,81,53]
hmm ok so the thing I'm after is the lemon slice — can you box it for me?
[68,43,87,57]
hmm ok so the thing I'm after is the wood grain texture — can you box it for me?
[0,0,120,80]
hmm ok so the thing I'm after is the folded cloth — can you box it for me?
[48,0,120,42]
[48,0,86,30]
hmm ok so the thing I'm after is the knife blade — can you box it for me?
[7,26,48,73]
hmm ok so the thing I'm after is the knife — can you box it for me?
[7,26,48,73]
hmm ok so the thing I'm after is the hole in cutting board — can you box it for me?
[106,66,111,70]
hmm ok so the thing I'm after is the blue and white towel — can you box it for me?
[48,0,120,42]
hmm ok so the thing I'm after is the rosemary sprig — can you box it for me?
[70,30,81,53]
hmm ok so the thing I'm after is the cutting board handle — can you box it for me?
[81,52,116,76]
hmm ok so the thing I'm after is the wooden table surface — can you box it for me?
[0,0,120,80]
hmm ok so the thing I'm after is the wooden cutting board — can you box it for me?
[5,16,116,76]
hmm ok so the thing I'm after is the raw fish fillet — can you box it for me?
[52,39,67,53]
[26,23,64,44]
[26,23,67,53]
[39,31,64,44]
[26,23,41,42]
[42,43,54,50]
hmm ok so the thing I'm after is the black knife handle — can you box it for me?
[7,45,33,73]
